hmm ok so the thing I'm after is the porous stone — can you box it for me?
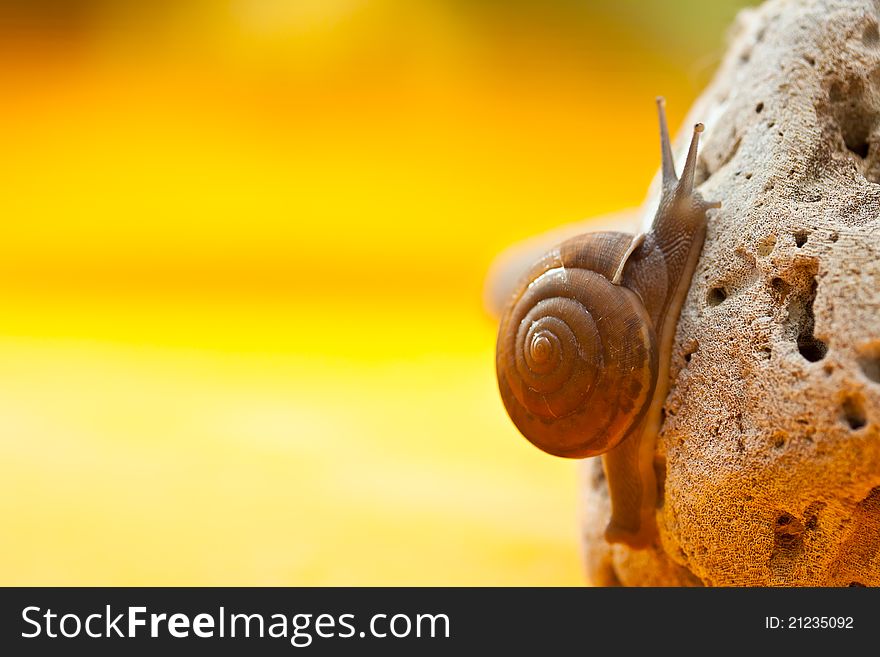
[490,0,880,586]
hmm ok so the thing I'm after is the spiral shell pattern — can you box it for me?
[497,255,658,458]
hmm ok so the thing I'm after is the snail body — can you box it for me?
[496,99,719,548]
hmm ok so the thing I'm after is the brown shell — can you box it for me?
[496,232,659,458]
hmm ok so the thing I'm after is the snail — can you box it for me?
[495,98,720,548]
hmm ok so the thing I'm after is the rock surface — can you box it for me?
[490,0,880,586]
[583,0,880,586]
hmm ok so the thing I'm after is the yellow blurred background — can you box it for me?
[0,0,754,585]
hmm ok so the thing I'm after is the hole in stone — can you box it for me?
[773,512,804,549]
[707,286,728,306]
[830,231,839,243]
[827,76,877,168]
[794,231,809,247]
[856,342,880,384]
[846,135,870,158]
[798,336,827,362]
[863,22,879,47]
[755,102,764,114]
[848,581,866,587]
[682,339,699,364]
[745,172,753,180]
[842,394,867,430]
[804,55,816,66]
[771,430,787,449]
[790,275,827,362]
[770,276,791,301]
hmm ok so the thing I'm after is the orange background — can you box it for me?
[0,0,753,585]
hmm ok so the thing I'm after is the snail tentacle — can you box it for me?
[656,96,677,188]
[611,233,646,285]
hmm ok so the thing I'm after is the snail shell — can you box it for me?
[495,98,719,548]
[496,232,657,458]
